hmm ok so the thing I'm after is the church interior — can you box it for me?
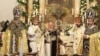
[0,0,100,56]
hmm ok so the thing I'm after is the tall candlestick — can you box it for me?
[45,8,47,15]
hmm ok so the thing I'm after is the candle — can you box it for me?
[45,8,47,15]
[71,8,74,15]
[39,14,42,22]
[84,12,86,19]
[42,15,44,21]
[32,11,35,17]
[36,9,38,15]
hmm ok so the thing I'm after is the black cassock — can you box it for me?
[45,30,58,56]
[49,31,58,56]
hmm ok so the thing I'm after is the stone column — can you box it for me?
[74,0,80,17]
[27,0,34,24]
[39,0,46,32]
[39,0,45,15]
[39,0,46,21]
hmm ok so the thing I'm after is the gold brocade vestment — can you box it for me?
[77,32,100,56]
[3,29,28,55]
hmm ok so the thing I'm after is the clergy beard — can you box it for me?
[48,29,54,32]
[87,24,92,28]
[76,24,81,27]
[14,17,20,20]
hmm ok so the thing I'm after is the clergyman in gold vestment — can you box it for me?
[77,18,99,56]
[3,20,28,55]
[0,5,28,56]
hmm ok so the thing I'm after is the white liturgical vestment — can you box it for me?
[28,25,40,53]
[69,24,85,54]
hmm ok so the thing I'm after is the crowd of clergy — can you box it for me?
[0,8,100,56]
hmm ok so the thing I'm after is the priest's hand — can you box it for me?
[83,35,89,39]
